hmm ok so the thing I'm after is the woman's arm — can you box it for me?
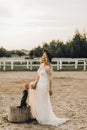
[46,65,53,96]
[31,75,39,89]
[34,63,43,83]
[35,74,39,84]
[32,65,41,89]
[49,78,53,96]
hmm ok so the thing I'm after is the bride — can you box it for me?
[28,49,69,126]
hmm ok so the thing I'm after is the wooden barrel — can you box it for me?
[8,106,31,123]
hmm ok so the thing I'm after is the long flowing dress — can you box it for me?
[28,65,68,126]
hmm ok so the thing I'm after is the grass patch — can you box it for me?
[0,65,86,71]
[53,65,86,71]
[0,65,39,71]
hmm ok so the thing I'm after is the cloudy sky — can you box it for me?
[0,0,87,50]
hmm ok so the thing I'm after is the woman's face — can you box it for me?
[41,52,48,63]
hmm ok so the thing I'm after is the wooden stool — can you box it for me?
[8,106,31,123]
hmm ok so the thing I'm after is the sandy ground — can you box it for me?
[0,71,87,130]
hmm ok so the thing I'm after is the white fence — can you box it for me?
[0,57,87,71]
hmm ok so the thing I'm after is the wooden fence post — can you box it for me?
[57,61,59,70]
[75,60,78,69]
[3,60,6,71]
[60,60,62,70]
[11,61,14,70]
[84,61,86,71]
[30,61,32,70]
[27,61,29,69]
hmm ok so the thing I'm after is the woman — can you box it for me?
[29,50,68,126]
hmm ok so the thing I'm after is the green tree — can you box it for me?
[28,29,87,58]
[16,50,25,56]
[55,41,65,57]
[29,46,43,58]
[66,30,87,58]
[29,49,34,58]
[0,47,7,57]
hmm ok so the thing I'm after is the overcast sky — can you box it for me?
[0,0,87,50]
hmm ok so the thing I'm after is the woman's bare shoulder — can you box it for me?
[39,63,44,69]
[47,64,52,69]
[40,63,44,67]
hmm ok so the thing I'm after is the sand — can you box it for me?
[0,71,87,130]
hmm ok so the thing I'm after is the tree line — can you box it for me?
[0,48,25,57]
[29,30,87,58]
[0,30,87,58]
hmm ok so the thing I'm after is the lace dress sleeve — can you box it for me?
[45,65,52,79]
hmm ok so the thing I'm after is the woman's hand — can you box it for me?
[32,75,39,89]
[32,80,38,89]
[49,90,53,96]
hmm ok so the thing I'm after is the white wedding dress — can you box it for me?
[28,65,68,126]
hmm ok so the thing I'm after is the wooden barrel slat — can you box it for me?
[8,106,31,123]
